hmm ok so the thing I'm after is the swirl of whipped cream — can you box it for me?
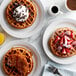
[13,5,29,22]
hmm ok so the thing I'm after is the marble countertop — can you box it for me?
[0,0,76,76]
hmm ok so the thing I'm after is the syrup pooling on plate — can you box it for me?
[49,27,76,57]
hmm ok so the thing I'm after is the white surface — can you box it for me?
[0,0,76,76]
[0,40,41,76]
[0,0,45,38]
[43,18,76,64]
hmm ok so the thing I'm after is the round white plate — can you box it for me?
[0,0,44,38]
[43,18,76,64]
[0,40,41,76]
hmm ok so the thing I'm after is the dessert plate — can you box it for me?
[0,40,41,76]
[43,18,76,64]
[0,0,44,38]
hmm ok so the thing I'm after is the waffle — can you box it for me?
[3,47,33,76]
[6,0,37,29]
[49,27,76,58]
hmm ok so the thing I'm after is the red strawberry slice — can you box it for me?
[60,32,64,37]
[70,32,73,38]
[54,36,60,43]
[66,48,70,53]
[67,40,73,44]
[72,41,76,46]
[60,37,64,45]
[62,48,66,54]
[64,35,70,40]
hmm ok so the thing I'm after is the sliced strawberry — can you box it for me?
[64,36,67,45]
[54,36,60,43]
[60,32,64,37]
[66,48,70,53]
[70,32,73,38]
[67,40,73,44]
[72,41,76,46]
[64,35,70,40]
[60,37,64,45]
[62,48,66,54]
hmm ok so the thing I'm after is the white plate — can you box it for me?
[43,18,76,64]
[0,40,41,76]
[0,0,44,38]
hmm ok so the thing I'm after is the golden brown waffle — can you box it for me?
[49,27,76,58]
[3,47,33,76]
[6,0,37,29]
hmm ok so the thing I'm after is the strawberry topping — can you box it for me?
[54,36,60,43]
[72,41,76,46]
[54,30,75,54]
[67,40,73,44]
[66,48,70,53]
[62,48,66,54]
[60,37,64,45]
[71,31,73,38]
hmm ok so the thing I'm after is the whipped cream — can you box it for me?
[63,36,71,48]
[13,5,29,22]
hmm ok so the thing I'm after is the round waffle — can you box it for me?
[3,47,33,76]
[6,0,37,29]
[49,27,76,58]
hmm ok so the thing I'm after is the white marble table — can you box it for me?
[0,0,76,76]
